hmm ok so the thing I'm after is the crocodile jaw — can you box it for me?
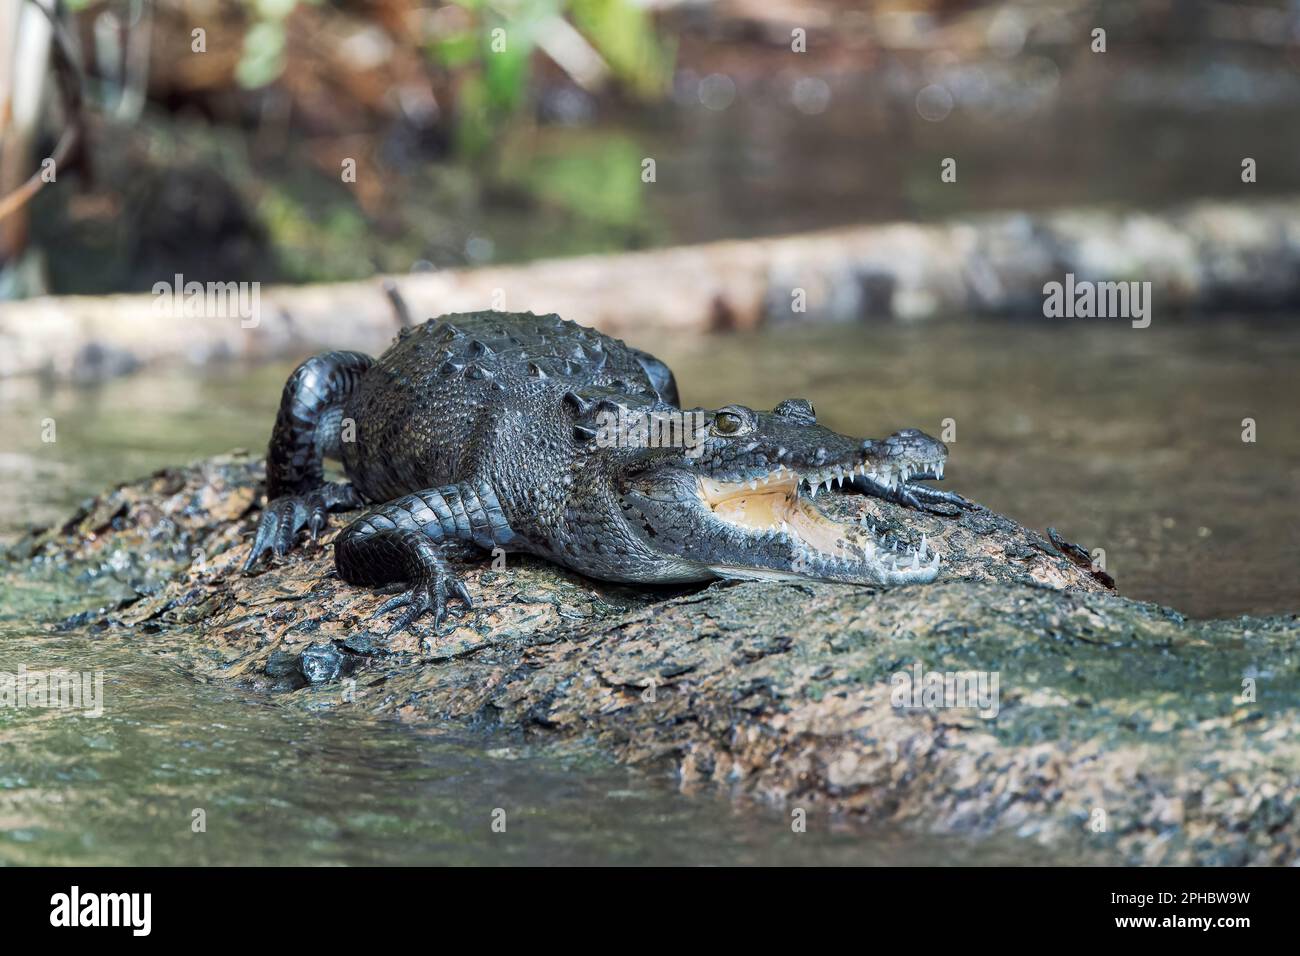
[696,464,943,585]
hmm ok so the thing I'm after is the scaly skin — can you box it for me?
[243,312,966,633]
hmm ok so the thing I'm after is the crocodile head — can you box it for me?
[607,398,948,585]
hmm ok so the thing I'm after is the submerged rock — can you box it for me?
[5,452,1298,865]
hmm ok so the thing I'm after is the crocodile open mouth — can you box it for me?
[797,456,946,497]
[696,459,942,578]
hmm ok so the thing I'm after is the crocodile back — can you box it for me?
[341,312,670,509]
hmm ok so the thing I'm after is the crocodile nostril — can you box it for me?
[773,398,817,424]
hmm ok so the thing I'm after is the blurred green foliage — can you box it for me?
[38,1,672,287]
[568,0,675,98]
[500,130,646,230]
[235,0,320,90]
[228,0,670,158]
[258,189,373,282]
[432,0,672,156]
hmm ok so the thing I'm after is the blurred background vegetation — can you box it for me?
[5,0,1300,295]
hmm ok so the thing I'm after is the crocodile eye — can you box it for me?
[713,412,746,436]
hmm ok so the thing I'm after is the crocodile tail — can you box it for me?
[629,349,680,407]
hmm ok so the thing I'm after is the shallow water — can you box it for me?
[0,619,1040,866]
[0,317,1295,864]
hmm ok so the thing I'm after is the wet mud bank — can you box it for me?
[6,452,1299,865]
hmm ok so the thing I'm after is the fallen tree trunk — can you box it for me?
[3,196,1300,380]
[7,453,1298,865]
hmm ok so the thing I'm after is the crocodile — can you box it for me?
[243,311,966,633]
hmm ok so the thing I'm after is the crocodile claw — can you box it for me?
[849,474,979,517]
[243,492,330,572]
[895,483,980,516]
[371,571,474,636]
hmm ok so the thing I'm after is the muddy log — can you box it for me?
[4,196,1300,380]
[6,453,1299,865]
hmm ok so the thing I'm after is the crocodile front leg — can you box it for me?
[334,481,514,634]
[244,351,373,570]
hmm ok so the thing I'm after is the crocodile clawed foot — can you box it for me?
[243,491,330,572]
[849,473,979,517]
[896,483,981,517]
[371,571,474,636]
